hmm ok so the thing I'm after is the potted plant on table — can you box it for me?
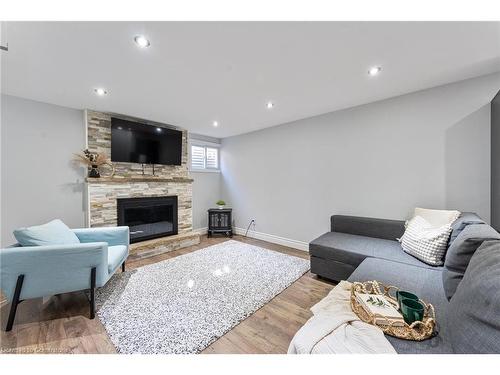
[216,200,226,209]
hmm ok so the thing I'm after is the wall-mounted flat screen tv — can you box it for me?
[111,117,182,166]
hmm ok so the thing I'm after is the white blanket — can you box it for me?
[288,281,396,354]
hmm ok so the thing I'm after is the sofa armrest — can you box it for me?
[0,242,109,301]
[73,226,129,247]
[330,215,405,241]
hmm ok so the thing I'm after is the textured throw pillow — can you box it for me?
[442,224,500,300]
[400,215,452,266]
[447,240,500,353]
[414,207,461,228]
[13,219,80,246]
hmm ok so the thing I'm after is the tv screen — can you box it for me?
[111,118,182,166]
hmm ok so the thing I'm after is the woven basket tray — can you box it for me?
[350,281,436,341]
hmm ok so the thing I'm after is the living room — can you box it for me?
[1,0,500,372]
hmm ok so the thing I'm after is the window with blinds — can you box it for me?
[190,144,219,171]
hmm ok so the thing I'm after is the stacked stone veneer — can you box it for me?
[86,110,193,233]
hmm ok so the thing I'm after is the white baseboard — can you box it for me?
[193,226,309,252]
[233,227,309,252]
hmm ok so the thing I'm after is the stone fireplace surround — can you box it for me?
[85,110,200,259]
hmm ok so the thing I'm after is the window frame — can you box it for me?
[189,140,221,173]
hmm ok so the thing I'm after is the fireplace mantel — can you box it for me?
[86,177,194,184]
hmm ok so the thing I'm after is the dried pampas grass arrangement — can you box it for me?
[74,149,115,177]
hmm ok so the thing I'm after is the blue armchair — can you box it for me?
[0,226,129,331]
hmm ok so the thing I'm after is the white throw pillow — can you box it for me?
[414,207,460,228]
[400,215,452,266]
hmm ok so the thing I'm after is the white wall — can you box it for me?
[221,73,500,245]
[1,95,86,246]
[189,134,222,230]
[191,171,222,230]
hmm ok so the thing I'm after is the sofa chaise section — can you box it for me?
[347,257,451,353]
[309,215,432,281]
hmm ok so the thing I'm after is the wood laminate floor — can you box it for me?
[0,235,334,354]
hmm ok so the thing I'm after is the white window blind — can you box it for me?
[206,147,218,169]
[191,145,206,169]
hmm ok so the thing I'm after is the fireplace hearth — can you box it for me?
[117,196,178,243]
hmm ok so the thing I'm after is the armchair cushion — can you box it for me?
[73,226,129,247]
[13,219,80,247]
[108,245,128,273]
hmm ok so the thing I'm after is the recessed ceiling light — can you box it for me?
[266,101,274,109]
[213,121,219,127]
[117,126,123,130]
[368,66,382,76]
[134,35,150,48]
[94,88,107,96]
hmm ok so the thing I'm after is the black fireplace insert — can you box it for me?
[117,196,178,243]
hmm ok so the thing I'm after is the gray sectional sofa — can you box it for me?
[309,213,500,353]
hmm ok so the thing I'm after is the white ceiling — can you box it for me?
[2,22,500,138]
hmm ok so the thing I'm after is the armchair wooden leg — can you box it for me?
[90,267,96,319]
[6,275,24,332]
[122,262,125,273]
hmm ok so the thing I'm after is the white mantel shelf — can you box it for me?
[85,177,194,183]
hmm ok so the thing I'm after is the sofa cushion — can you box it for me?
[442,224,500,301]
[447,240,500,353]
[13,219,80,247]
[310,232,433,270]
[108,245,128,273]
[448,212,484,247]
[347,258,451,354]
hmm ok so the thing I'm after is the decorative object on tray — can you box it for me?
[74,149,115,178]
[216,200,226,209]
[350,280,436,341]
[355,293,405,327]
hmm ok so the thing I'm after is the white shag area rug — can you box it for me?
[95,240,310,354]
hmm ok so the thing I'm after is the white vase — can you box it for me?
[218,205,225,209]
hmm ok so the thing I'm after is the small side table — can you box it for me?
[208,208,233,237]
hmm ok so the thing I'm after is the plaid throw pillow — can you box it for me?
[400,215,452,266]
